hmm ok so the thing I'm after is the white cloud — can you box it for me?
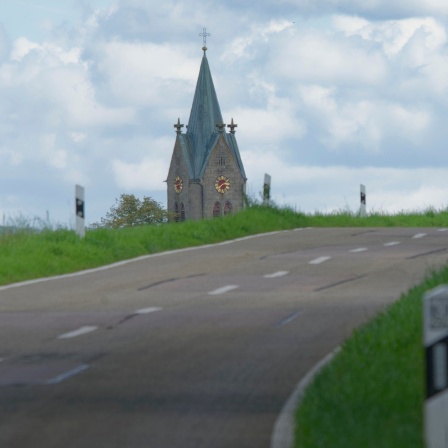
[221,19,293,61]
[39,133,68,169]
[0,147,23,166]
[270,29,387,86]
[112,157,169,191]
[230,96,306,147]
[90,40,200,113]
[333,15,447,59]
[298,85,431,150]
[1,1,448,224]
[281,0,448,18]
[244,150,448,213]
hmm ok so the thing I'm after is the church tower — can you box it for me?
[166,31,247,221]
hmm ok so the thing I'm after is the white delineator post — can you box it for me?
[360,184,366,217]
[75,185,85,238]
[424,285,448,448]
[263,173,271,205]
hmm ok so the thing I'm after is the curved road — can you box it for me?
[0,227,447,447]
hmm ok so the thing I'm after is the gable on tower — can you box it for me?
[167,30,246,220]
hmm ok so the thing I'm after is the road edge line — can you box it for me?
[270,346,341,448]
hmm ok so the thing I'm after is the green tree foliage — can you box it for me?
[96,194,168,228]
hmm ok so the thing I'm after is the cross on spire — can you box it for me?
[199,27,210,52]
[227,118,238,134]
[174,118,184,134]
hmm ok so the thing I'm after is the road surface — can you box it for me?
[0,227,447,447]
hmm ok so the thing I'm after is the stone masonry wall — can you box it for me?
[166,138,190,220]
[201,135,245,219]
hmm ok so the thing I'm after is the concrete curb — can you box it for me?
[270,347,341,448]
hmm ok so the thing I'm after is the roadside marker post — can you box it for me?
[75,185,85,238]
[424,285,448,448]
[263,173,271,205]
[360,184,366,217]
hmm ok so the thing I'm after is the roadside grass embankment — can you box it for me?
[295,265,448,448]
[1,205,448,286]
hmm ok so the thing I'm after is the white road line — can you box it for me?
[264,271,289,278]
[134,307,162,315]
[57,326,98,339]
[349,248,368,253]
[413,233,427,239]
[438,229,448,232]
[208,285,239,295]
[384,241,401,247]
[46,364,89,385]
[275,311,301,327]
[309,256,332,265]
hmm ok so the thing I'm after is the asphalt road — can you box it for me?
[0,227,447,448]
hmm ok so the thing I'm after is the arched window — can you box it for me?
[180,203,186,221]
[213,201,221,218]
[224,201,232,216]
[174,202,179,222]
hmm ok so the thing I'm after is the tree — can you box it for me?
[96,194,168,228]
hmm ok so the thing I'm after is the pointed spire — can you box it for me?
[187,48,224,175]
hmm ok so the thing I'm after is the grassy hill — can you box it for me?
[1,204,447,286]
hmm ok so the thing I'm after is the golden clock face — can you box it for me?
[215,176,230,194]
[174,176,183,193]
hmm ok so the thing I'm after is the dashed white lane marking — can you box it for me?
[46,364,90,385]
[208,285,239,295]
[384,241,401,247]
[413,233,427,239]
[134,307,162,315]
[349,248,368,253]
[275,311,301,327]
[309,256,332,265]
[264,271,289,278]
[438,229,448,232]
[57,326,98,339]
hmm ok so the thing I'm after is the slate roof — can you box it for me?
[178,51,246,180]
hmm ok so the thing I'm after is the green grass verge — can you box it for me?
[295,266,448,448]
[1,205,448,286]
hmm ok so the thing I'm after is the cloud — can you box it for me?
[333,15,447,59]
[278,0,448,19]
[91,40,198,108]
[299,85,431,150]
[271,28,387,86]
[1,0,448,225]
[243,150,448,213]
[112,157,169,191]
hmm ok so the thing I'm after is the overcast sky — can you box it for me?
[0,0,448,226]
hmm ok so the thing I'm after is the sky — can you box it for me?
[1,0,448,227]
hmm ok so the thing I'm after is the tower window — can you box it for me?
[224,201,232,216]
[174,202,179,222]
[213,201,221,218]
[217,150,226,166]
